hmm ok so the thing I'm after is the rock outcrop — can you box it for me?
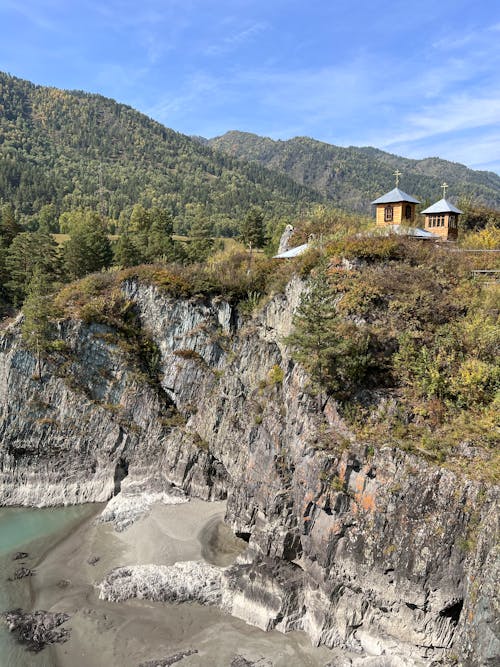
[99,562,223,606]
[0,278,498,666]
[1,609,71,652]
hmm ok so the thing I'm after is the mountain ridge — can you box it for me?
[207,130,500,212]
[1,71,499,230]
[0,72,322,232]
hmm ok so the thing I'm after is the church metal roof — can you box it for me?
[371,187,421,205]
[273,242,309,259]
[377,225,439,239]
[388,225,440,239]
[421,198,463,215]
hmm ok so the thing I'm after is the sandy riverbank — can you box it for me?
[27,500,335,667]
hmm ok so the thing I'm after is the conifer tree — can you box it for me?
[113,233,143,267]
[146,219,177,262]
[286,262,370,401]
[0,203,22,246]
[241,206,265,249]
[145,208,177,262]
[0,238,8,293]
[5,230,60,304]
[21,267,54,379]
[186,216,214,262]
[128,204,150,234]
[64,215,112,279]
[37,203,58,233]
[286,263,339,395]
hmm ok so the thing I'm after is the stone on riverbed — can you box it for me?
[138,648,198,666]
[230,656,273,666]
[8,566,35,580]
[1,609,71,652]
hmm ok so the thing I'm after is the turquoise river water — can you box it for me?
[0,505,97,667]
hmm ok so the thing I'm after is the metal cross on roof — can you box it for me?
[393,169,402,187]
[441,182,449,198]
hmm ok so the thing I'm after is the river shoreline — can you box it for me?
[8,500,336,667]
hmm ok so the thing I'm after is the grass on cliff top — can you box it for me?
[54,244,320,319]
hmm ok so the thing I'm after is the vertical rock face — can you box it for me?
[0,278,498,665]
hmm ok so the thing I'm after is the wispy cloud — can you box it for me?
[95,63,150,93]
[380,94,500,146]
[147,72,223,120]
[204,21,269,56]
[1,0,58,30]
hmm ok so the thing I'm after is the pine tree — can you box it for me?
[0,238,8,296]
[5,230,60,304]
[128,204,150,233]
[146,220,177,262]
[186,216,214,262]
[145,208,177,262]
[286,263,339,394]
[21,267,54,379]
[0,203,22,246]
[37,203,58,233]
[286,263,371,401]
[241,206,265,249]
[113,233,143,267]
[64,215,112,279]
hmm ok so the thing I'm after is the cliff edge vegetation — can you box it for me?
[23,222,499,484]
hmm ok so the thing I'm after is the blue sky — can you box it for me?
[1,0,499,174]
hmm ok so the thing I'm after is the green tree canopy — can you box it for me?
[36,203,59,233]
[183,213,214,263]
[241,206,266,248]
[0,203,22,246]
[286,263,370,400]
[113,233,143,268]
[64,214,112,279]
[0,238,8,299]
[5,230,60,304]
[21,266,55,378]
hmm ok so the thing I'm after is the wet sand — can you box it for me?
[27,501,335,667]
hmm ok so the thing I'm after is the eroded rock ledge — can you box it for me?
[0,278,498,666]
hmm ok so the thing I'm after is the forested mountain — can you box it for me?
[0,72,321,232]
[2,71,499,235]
[208,131,500,213]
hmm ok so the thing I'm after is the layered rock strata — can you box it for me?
[0,278,498,665]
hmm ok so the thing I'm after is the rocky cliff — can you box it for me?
[0,278,498,666]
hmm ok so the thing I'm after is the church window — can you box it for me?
[384,206,393,222]
[405,204,412,219]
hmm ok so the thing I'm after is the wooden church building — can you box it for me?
[371,170,420,225]
[372,173,463,241]
[420,183,463,241]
